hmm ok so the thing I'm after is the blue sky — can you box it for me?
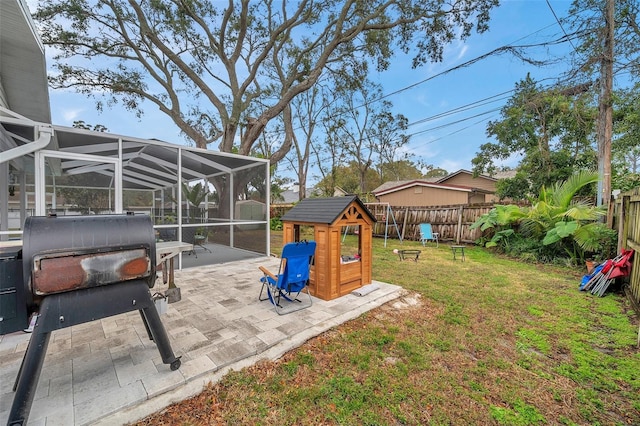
[373,0,575,174]
[37,0,576,181]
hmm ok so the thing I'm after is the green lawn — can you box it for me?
[139,234,640,425]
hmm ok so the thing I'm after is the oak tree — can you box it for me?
[35,0,498,161]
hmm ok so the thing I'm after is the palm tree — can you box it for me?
[520,170,610,261]
[181,182,208,223]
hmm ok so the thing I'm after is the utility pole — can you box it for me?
[597,0,614,226]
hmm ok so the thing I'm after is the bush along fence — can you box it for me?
[615,187,640,311]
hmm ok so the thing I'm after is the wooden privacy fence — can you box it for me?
[370,203,495,244]
[615,188,640,310]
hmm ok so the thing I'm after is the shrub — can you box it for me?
[472,171,618,265]
[270,217,283,231]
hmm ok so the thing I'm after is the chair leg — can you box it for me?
[273,286,312,315]
[259,278,282,309]
[258,274,313,315]
[258,279,270,301]
[196,242,212,253]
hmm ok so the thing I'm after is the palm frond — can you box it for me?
[561,202,606,221]
[551,170,599,209]
[573,222,610,253]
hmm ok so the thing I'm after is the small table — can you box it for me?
[451,245,466,261]
[397,249,421,262]
[156,241,194,288]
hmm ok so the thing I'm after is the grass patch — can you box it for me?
[490,399,546,425]
[136,235,640,426]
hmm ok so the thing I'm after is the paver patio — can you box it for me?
[0,257,402,425]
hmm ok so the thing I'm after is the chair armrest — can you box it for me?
[259,265,277,280]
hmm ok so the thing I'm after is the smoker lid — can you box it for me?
[22,213,157,296]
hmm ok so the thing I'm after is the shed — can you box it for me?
[281,195,376,300]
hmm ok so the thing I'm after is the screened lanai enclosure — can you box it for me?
[0,107,271,268]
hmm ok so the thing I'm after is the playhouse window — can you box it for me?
[292,224,315,242]
[340,225,361,263]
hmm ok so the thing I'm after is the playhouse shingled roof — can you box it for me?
[281,195,376,224]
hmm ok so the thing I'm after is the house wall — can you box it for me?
[486,193,501,203]
[440,172,497,192]
[469,192,487,204]
[378,186,470,207]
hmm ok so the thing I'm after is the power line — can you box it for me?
[268,4,583,148]
[415,114,500,146]
[408,91,513,127]
[403,76,590,150]
[408,108,502,137]
[546,0,578,52]
[361,17,579,109]
[317,34,580,138]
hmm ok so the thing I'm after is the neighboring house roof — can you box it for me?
[276,186,346,204]
[278,189,301,204]
[492,169,518,179]
[0,0,51,123]
[372,178,439,194]
[281,195,376,224]
[372,180,492,197]
[373,170,515,198]
[436,169,497,183]
[333,186,348,196]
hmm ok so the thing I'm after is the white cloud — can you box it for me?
[61,108,84,123]
[439,159,465,172]
[454,43,469,61]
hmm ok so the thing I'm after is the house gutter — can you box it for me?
[0,124,54,164]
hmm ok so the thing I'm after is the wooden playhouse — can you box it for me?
[280,195,376,300]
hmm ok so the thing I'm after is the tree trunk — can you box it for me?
[597,0,614,227]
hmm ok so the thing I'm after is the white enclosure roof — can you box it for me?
[0,112,268,191]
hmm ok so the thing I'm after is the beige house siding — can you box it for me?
[377,186,470,207]
[440,172,497,192]
[469,193,487,204]
[486,193,501,203]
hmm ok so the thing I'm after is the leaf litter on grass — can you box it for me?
[134,239,640,426]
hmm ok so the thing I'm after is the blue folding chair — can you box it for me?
[259,241,316,315]
[419,223,439,247]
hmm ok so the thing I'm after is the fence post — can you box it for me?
[617,194,627,253]
[401,207,409,240]
[456,206,464,244]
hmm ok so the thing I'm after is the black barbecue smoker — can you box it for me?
[0,213,181,426]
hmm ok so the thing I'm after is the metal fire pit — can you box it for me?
[6,213,181,426]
